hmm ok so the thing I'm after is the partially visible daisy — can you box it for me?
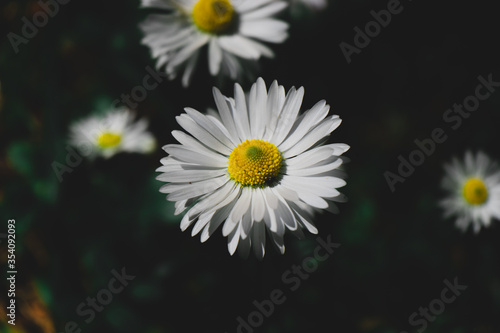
[69,107,156,159]
[440,151,500,233]
[139,0,288,87]
[157,78,349,258]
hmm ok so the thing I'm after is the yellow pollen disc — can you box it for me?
[192,0,235,34]
[97,132,122,149]
[462,178,488,205]
[228,139,283,187]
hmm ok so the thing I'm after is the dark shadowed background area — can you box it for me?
[1,0,500,332]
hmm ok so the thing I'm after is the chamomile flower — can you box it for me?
[139,0,289,87]
[157,78,349,258]
[440,151,500,233]
[69,107,156,159]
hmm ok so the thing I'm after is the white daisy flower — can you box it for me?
[69,107,156,159]
[157,78,349,258]
[440,151,500,233]
[139,0,289,87]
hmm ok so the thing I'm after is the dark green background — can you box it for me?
[1,0,500,332]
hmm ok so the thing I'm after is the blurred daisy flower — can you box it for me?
[157,78,349,258]
[69,107,156,159]
[440,151,500,233]
[139,0,289,87]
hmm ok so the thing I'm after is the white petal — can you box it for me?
[236,0,277,13]
[263,80,285,140]
[291,204,318,234]
[223,187,251,236]
[182,48,199,87]
[163,176,228,201]
[176,114,233,155]
[213,87,240,144]
[286,144,343,169]
[208,38,222,75]
[184,108,235,149]
[191,211,215,236]
[180,210,198,231]
[251,188,266,222]
[217,35,261,59]
[230,187,252,223]
[189,182,239,218]
[220,50,241,79]
[163,144,227,167]
[262,187,278,210]
[174,199,191,215]
[287,158,343,177]
[275,195,297,231]
[249,77,268,138]
[237,233,252,258]
[252,220,266,259]
[157,169,226,183]
[297,192,329,209]
[233,83,252,140]
[171,130,226,157]
[278,101,330,152]
[282,175,346,197]
[203,198,237,241]
[331,143,350,156]
[282,116,341,159]
[241,1,287,20]
[168,34,209,68]
[228,224,242,255]
[269,232,285,254]
[235,38,275,59]
[240,210,254,239]
[270,87,304,146]
[272,186,299,203]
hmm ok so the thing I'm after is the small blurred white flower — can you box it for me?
[69,108,156,159]
[440,151,500,233]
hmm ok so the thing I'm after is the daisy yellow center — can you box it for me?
[462,178,488,205]
[192,0,235,34]
[97,132,122,149]
[228,139,283,187]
